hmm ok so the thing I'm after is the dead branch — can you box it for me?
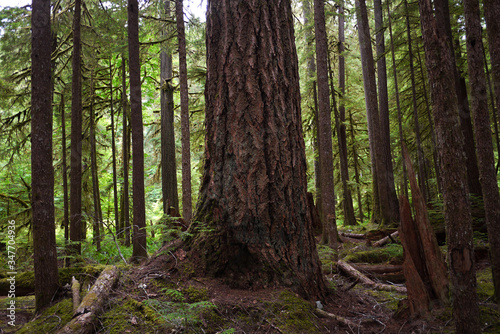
[340,232,366,239]
[314,308,358,328]
[337,260,407,294]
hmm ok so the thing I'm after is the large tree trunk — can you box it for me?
[417,0,480,332]
[463,0,500,304]
[187,0,327,300]
[128,0,147,261]
[161,0,179,214]
[176,0,192,224]
[314,0,338,247]
[70,0,83,256]
[31,0,59,311]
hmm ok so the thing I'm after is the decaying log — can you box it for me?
[340,232,365,239]
[372,231,399,247]
[351,264,402,274]
[57,266,120,334]
[337,260,407,294]
[71,276,81,313]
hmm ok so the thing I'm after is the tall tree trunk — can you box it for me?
[484,0,500,174]
[128,0,147,261]
[374,0,399,225]
[121,56,130,246]
[337,0,356,226]
[404,0,428,203]
[161,0,179,214]
[110,59,119,238]
[417,0,480,332]
[314,0,338,246]
[386,0,408,198]
[484,45,500,177]
[61,93,69,243]
[350,109,364,224]
[89,70,101,252]
[176,0,192,224]
[70,0,82,256]
[31,0,59,311]
[355,0,391,227]
[463,0,500,303]
[187,0,327,300]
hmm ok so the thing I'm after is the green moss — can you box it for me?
[263,290,321,334]
[480,305,500,333]
[477,267,495,301]
[344,244,404,264]
[16,299,73,334]
[317,244,338,274]
[365,289,401,311]
[183,286,209,303]
[99,297,167,334]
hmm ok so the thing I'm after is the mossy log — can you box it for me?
[56,265,120,334]
[337,260,407,293]
[71,277,81,313]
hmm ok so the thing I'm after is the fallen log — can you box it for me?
[340,232,365,239]
[314,308,358,328]
[56,265,120,334]
[351,264,402,274]
[337,260,407,294]
[372,231,399,247]
[71,276,81,313]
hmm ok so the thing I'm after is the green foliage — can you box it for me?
[344,243,404,264]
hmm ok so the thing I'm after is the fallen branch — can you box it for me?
[337,260,407,294]
[372,231,399,247]
[56,266,120,334]
[71,277,81,313]
[314,308,358,328]
[340,232,365,239]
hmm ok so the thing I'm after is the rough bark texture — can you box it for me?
[57,266,120,334]
[176,0,192,224]
[188,0,327,300]
[313,0,338,246]
[161,0,179,214]
[128,0,147,261]
[70,0,82,255]
[417,0,480,332]
[464,0,500,303]
[31,0,59,311]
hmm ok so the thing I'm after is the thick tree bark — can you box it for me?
[70,0,82,256]
[337,0,357,227]
[314,0,338,247]
[31,0,59,311]
[355,0,392,227]
[463,0,500,304]
[188,0,327,299]
[161,0,179,214]
[374,0,399,225]
[417,0,480,332]
[128,0,147,261]
[176,0,192,224]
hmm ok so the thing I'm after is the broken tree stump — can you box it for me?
[57,265,120,334]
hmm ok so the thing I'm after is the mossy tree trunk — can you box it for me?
[187,0,327,300]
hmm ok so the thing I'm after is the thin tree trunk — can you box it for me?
[121,56,130,246]
[110,59,119,238]
[349,109,364,224]
[31,0,59,312]
[128,0,147,261]
[337,0,356,226]
[161,0,179,214]
[418,0,480,331]
[386,0,408,198]
[61,94,69,243]
[70,0,82,256]
[463,0,500,304]
[374,0,399,225]
[89,69,101,252]
[483,45,500,178]
[176,0,192,224]
[404,0,428,203]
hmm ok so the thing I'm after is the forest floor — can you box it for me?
[2,228,500,333]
